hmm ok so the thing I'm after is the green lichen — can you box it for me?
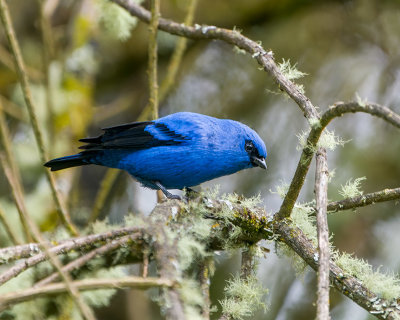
[220,275,268,320]
[335,252,400,300]
[179,279,204,320]
[279,59,307,81]
[317,129,349,151]
[297,129,348,153]
[97,0,143,41]
[270,181,289,199]
[339,177,366,198]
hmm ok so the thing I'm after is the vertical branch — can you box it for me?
[138,0,197,121]
[152,226,185,320]
[199,258,212,319]
[315,148,330,320]
[148,0,160,120]
[148,0,164,202]
[0,0,78,236]
[240,248,256,280]
[158,0,197,102]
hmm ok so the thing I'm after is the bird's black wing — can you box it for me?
[78,121,189,150]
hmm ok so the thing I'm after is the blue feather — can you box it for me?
[45,112,267,196]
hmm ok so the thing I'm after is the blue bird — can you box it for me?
[44,112,267,199]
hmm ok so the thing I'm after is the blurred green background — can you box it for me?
[0,0,399,319]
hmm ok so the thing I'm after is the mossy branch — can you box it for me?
[0,196,399,319]
[277,101,400,220]
[327,186,400,213]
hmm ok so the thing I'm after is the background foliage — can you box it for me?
[0,0,399,319]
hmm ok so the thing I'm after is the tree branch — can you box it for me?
[327,187,400,213]
[1,197,398,319]
[315,149,331,320]
[0,0,78,236]
[277,101,400,220]
[0,276,175,311]
[0,227,144,285]
[110,0,318,120]
[34,234,141,287]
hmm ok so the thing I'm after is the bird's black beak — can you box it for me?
[251,156,267,170]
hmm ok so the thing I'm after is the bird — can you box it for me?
[44,112,267,200]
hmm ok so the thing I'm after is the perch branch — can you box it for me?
[0,198,400,319]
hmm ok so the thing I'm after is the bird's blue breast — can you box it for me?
[111,143,251,189]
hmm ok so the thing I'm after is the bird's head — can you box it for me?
[244,137,267,170]
[225,119,267,170]
[241,127,267,170]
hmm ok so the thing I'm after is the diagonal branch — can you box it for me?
[34,234,141,287]
[0,276,175,312]
[110,0,318,119]
[0,0,78,236]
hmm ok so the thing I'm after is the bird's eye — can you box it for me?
[245,141,254,153]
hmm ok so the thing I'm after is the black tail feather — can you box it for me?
[44,154,89,171]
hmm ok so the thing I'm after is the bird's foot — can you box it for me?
[154,181,183,201]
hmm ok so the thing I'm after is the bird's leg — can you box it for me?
[153,181,182,200]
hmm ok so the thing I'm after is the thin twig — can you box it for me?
[87,169,120,224]
[315,149,330,320]
[0,95,26,122]
[327,187,400,213]
[0,155,96,319]
[137,0,198,121]
[148,0,160,120]
[0,204,22,245]
[0,226,143,284]
[0,44,43,81]
[0,276,175,311]
[0,0,78,236]
[159,0,197,102]
[35,234,141,287]
[0,154,33,242]
[0,108,31,240]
